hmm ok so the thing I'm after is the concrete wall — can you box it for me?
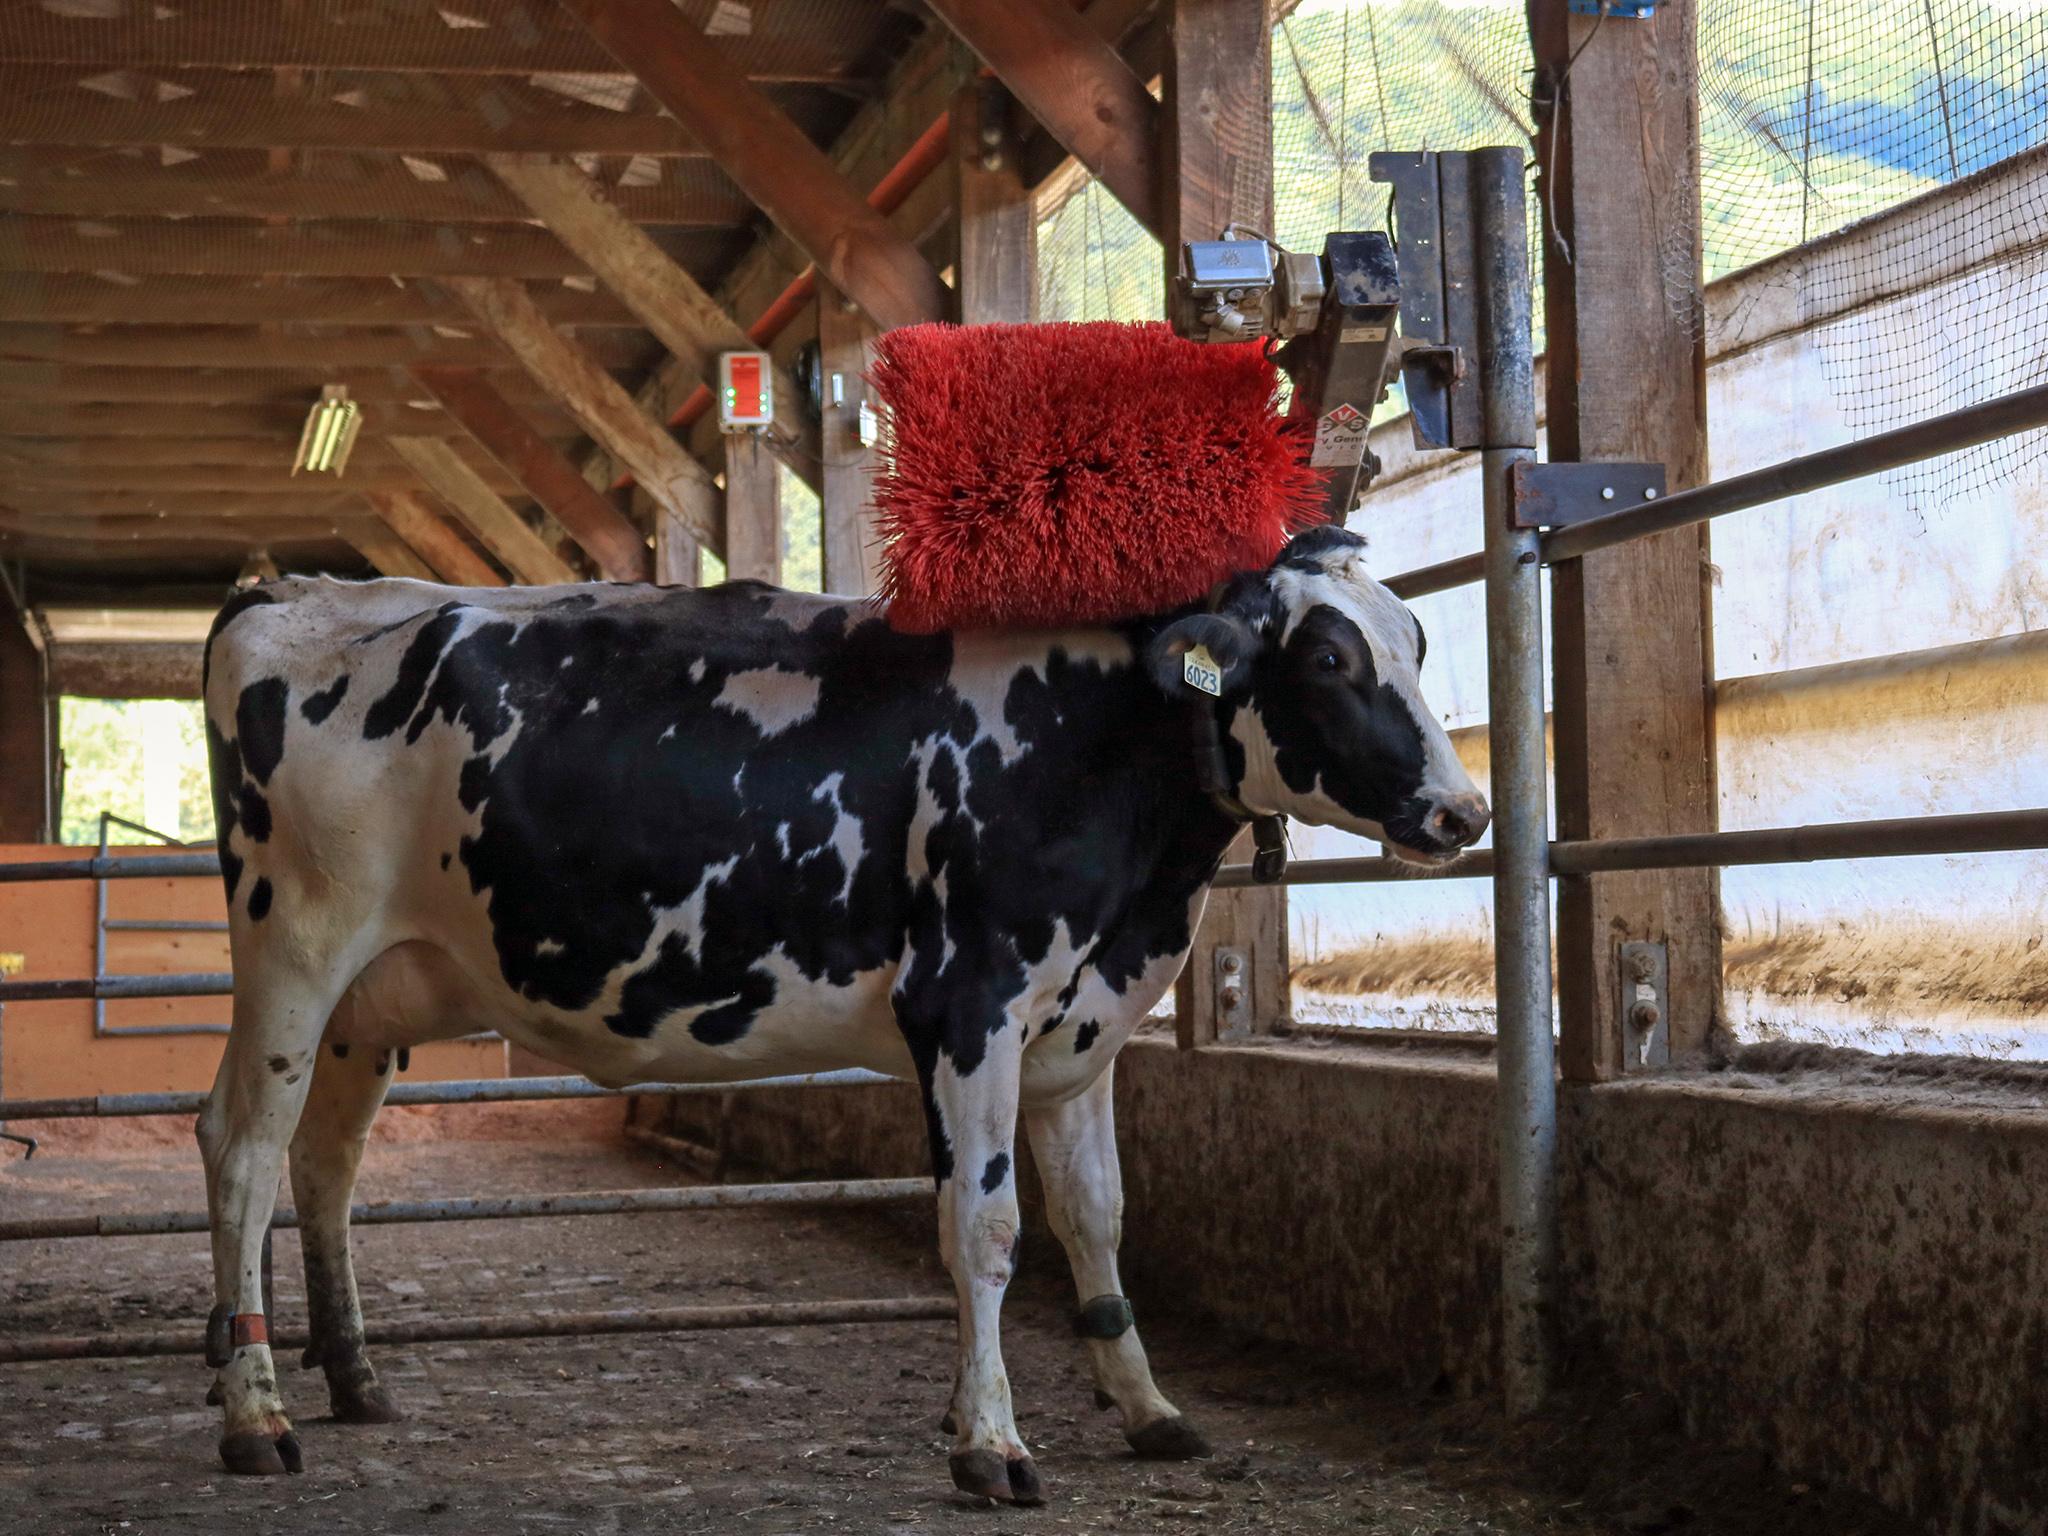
[655,1036,2048,1535]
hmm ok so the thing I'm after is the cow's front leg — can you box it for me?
[919,1037,1041,1506]
[1025,1063,1212,1460]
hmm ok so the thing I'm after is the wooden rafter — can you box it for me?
[485,153,820,490]
[409,365,651,582]
[386,437,579,586]
[0,462,527,498]
[364,490,505,586]
[0,366,584,411]
[0,402,579,441]
[558,0,948,331]
[927,0,1162,237]
[343,519,439,582]
[445,274,720,552]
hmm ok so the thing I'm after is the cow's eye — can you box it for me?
[1313,649,1342,673]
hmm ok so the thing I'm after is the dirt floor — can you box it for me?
[0,1105,1917,1536]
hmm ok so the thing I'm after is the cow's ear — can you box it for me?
[1145,612,1261,700]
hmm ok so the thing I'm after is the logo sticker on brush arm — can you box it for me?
[1183,644,1223,697]
[1312,402,1369,467]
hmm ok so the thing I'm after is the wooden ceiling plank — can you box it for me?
[0,401,579,440]
[486,153,819,490]
[0,162,752,228]
[0,216,598,279]
[0,463,518,496]
[0,365,590,410]
[0,67,704,156]
[409,364,649,581]
[386,435,578,585]
[0,9,875,81]
[446,274,720,553]
[364,489,506,586]
[558,0,947,331]
[0,275,639,328]
[0,323,648,371]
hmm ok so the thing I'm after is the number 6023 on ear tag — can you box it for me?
[1182,643,1222,697]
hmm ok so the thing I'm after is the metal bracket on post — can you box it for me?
[1368,151,1488,451]
[1568,0,1655,14]
[1618,941,1670,1067]
[1213,946,1251,1041]
[1510,462,1667,528]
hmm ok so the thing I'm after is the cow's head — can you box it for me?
[1146,526,1489,863]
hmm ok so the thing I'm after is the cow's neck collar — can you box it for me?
[1187,698,1288,884]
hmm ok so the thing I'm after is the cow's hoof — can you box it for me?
[219,1429,303,1476]
[330,1382,404,1425]
[1126,1415,1212,1461]
[949,1448,1046,1506]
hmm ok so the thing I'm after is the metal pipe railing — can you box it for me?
[0,972,232,1003]
[0,1069,896,1122]
[0,852,218,883]
[1217,806,2048,888]
[1371,381,2048,602]
[0,1296,957,1365]
[0,1175,931,1243]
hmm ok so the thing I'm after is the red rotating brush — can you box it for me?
[869,321,1324,633]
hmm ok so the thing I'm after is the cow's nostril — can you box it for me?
[1429,795,1491,847]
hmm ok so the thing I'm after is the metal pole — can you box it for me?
[1544,380,2048,563]
[1472,146,1556,1416]
[0,1068,898,1123]
[0,1295,957,1365]
[0,1175,933,1243]
[1547,806,2048,875]
[0,852,219,883]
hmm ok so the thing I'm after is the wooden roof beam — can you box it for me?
[445,274,720,554]
[364,490,506,586]
[926,0,1163,238]
[0,402,579,440]
[386,437,579,585]
[557,0,948,331]
[409,365,650,582]
[0,366,586,413]
[485,153,820,492]
[343,519,439,582]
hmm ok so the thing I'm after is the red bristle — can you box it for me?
[869,321,1326,633]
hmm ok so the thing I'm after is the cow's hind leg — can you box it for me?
[919,1041,1041,1506]
[1025,1064,1212,1460]
[289,1036,400,1424]
[194,956,349,1476]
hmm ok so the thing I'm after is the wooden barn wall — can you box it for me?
[649,1039,2048,1535]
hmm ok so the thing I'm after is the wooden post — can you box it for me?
[722,434,780,585]
[815,277,882,596]
[1533,0,1719,1077]
[0,585,50,842]
[952,81,1037,326]
[1165,0,1285,1046]
[639,486,699,588]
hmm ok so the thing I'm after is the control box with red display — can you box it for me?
[717,350,775,432]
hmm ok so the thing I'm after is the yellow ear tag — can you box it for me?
[1182,643,1223,697]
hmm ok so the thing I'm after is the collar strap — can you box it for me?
[1188,699,1288,885]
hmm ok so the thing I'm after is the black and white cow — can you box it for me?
[193,524,1487,1504]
